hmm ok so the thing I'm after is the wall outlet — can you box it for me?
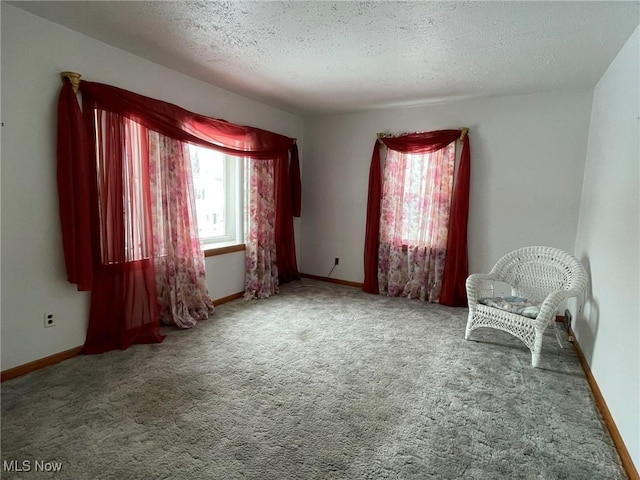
[334,257,339,266]
[44,313,55,328]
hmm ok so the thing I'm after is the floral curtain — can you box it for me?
[244,158,279,298]
[378,145,455,302]
[148,132,214,327]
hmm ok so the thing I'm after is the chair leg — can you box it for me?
[464,314,474,340]
[531,351,541,368]
[531,327,544,368]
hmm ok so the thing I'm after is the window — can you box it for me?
[189,145,244,249]
[380,143,455,247]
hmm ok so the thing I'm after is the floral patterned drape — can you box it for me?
[244,158,279,298]
[149,132,214,327]
[378,144,455,302]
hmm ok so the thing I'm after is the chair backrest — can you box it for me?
[490,246,587,303]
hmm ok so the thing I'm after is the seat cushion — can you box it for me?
[478,296,541,319]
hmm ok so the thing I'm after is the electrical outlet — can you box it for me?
[44,313,55,328]
[334,257,339,266]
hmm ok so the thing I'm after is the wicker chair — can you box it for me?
[465,246,587,368]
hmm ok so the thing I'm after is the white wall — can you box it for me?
[300,90,593,282]
[0,4,303,370]
[573,25,640,470]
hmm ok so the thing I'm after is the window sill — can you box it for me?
[203,243,246,257]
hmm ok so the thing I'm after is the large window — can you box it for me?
[189,145,244,249]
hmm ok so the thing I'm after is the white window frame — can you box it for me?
[190,145,244,251]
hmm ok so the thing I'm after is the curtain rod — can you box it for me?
[60,71,82,93]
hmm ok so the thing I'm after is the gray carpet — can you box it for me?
[1,279,625,479]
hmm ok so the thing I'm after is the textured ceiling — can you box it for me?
[10,1,640,116]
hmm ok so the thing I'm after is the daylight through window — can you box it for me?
[189,145,243,248]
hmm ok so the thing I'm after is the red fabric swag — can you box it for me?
[380,130,461,154]
[81,82,293,159]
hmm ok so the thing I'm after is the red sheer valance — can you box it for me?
[378,130,461,154]
[80,82,293,158]
[363,129,470,306]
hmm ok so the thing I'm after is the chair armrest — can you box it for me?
[467,273,498,282]
[466,273,499,307]
[535,288,582,327]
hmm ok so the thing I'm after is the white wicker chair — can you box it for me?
[465,246,587,368]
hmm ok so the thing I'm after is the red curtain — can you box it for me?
[56,82,94,291]
[363,130,470,307]
[275,150,299,283]
[363,143,382,293]
[439,135,470,306]
[282,143,301,282]
[79,105,165,353]
[57,79,301,353]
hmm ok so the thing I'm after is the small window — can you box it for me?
[188,145,243,249]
